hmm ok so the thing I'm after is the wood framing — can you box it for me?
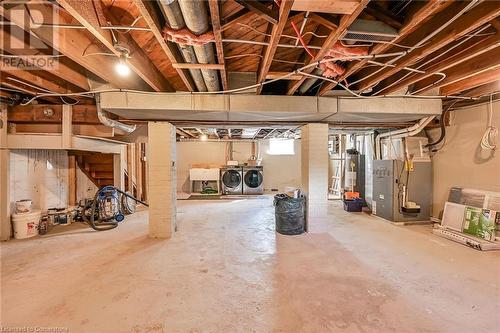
[287,0,370,95]
[356,1,500,92]
[256,0,294,94]
[56,0,173,92]
[234,0,279,25]
[462,80,500,98]
[8,105,100,124]
[62,104,72,149]
[440,68,500,96]
[208,0,228,90]
[318,0,453,96]
[172,63,225,70]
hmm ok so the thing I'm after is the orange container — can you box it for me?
[344,191,360,200]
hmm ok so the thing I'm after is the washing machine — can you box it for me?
[221,166,243,195]
[243,166,264,195]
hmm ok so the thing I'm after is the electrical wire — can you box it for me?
[0,53,66,58]
[480,94,498,150]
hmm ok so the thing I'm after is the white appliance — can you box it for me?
[221,166,243,195]
[242,166,264,195]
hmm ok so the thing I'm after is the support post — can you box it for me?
[68,155,76,206]
[0,106,11,240]
[301,123,329,228]
[113,145,126,191]
[135,142,143,200]
[62,104,72,149]
[147,122,176,239]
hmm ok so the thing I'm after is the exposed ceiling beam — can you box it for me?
[256,0,294,94]
[221,7,252,31]
[234,0,279,25]
[440,68,500,96]
[0,3,148,91]
[172,63,225,70]
[318,0,454,96]
[462,80,500,98]
[357,1,500,92]
[287,0,370,95]
[308,13,339,31]
[364,3,403,30]
[266,71,303,80]
[0,69,74,94]
[0,27,90,90]
[56,0,173,92]
[413,48,500,94]
[381,33,500,95]
[8,104,100,124]
[208,0,228,90]
[132,0,197,91]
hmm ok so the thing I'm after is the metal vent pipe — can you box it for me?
[158,0,207,92]
[178,0,221,92]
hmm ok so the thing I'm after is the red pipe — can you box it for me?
[291,21,315,59]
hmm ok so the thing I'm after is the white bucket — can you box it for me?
[15,199,32,213]
[11,210,41,239]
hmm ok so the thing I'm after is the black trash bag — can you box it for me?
[274,194,306,235]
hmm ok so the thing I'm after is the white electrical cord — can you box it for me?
[480,94,498,150]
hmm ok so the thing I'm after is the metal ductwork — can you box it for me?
[298,68,323,95]
[177,0,221,92]
[342,19,399,43]
[158,0,207,92]
[96,95,136,133]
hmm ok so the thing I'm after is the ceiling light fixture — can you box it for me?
[114,42,131,77]
[200,134,208,141]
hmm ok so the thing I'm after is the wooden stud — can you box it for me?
[256,0,294,94]
[462,80,500,98]
[8,105,99,124]
[135,142,143,201]
[287,0,370,95]
[356,1,500,92]
[0,106,10,240]
[318,0,453,95]
[133,0,197,91]
[68,155,77,206]
[62,104,72,149]
[440,68,500,96]
[208,0,228,90]
[234,0,279,25]
[56,0,173,92]
[266,71,303,80]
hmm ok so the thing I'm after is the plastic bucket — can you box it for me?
[15,199,32,213]
[11,210,41,239]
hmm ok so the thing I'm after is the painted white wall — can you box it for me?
[431,100,500,217]
[176,140,301,193]
[9,150,68,212]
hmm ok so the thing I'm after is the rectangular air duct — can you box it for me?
[342,19,399,43]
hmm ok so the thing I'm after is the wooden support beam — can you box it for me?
[0,3,148,91]
[113,146,126,191]
[8,105,100,124]
[0,106,10,240]
[411,47,500,94]
[462,80,500,98]
[256,0,294,94]
[172,63,225,70]
[127,144,134,193]
[308,13,339,31]
[208,0,228,91]
[318,0,453,96]
[62,104,72,149]
[287,0,370,95]
[0,28,90,90]
[133,0,196,91]
[0,68,73,94]
[357,1,500,92]
[440,68,500,96]
[364,3,403,30]
[68,155,76,206]
[56,0,173,92]
[222,7,250,31]
[381,34,500,95]
[266,71,303,80]
[135,142,143,201]
[234,0,279,25]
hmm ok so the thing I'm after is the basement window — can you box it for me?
[268,138,295,155]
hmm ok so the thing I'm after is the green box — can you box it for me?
[463,207,497,242]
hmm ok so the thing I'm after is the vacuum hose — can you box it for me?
[85,186,149,231]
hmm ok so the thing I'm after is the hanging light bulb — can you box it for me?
[200,134,208,141]
[115,53,130,76]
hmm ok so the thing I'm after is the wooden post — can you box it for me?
[68,155,77,206]
[126,144,133,192]
[0,106,11,240]
[113,145,126,191]
[142,143,148,202]
[135,142,143,200]
[62,104,72,149]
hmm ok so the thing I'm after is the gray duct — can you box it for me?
[299,68,323,95]
[158,0,207,92]
[96,95,136,133]
[178,0,221,92]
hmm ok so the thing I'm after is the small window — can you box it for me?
[268,138,295,155]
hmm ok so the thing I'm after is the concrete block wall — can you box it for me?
[301,124,329,220]
[148,122,176,239]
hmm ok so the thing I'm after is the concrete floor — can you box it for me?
[1,197,499,333]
